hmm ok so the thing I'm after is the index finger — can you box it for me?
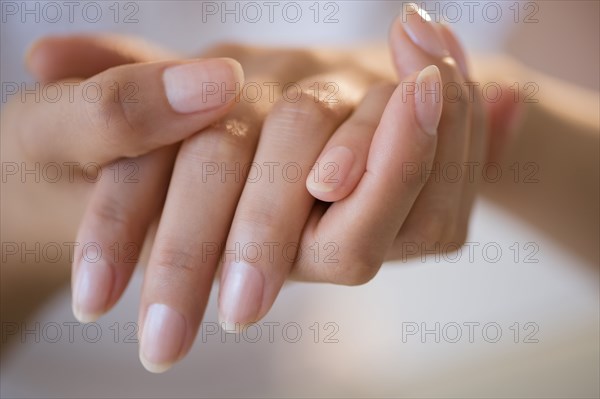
[13,58,243,165]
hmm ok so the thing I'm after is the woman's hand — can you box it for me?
[10,4,488,373]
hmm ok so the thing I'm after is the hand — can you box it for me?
[14,4,489,373]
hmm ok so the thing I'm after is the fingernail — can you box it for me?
[415,65,443,136]
[307,146,355,194]
[401,3,449,58]
[163,58,244,114]
[439,22,470,79]
[140,304,186,373]
[218,262,263,332]
[72,259,114,323]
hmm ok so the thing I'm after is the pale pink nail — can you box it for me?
[163,58,244,114]
[72,259,114,323]
[402,3,449,58]
[140,304,186,373]
[218,262,264,332]
[307,146,355,194]
[415,65,443,136]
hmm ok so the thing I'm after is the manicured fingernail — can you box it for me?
[307,146,355,194]
[140,304,186,373]
[218,262,264,332]
[415,65,443,136]
[440,22,470,78]
[72,259,113,323]
[163,58,244,114]
[401,3,449,58]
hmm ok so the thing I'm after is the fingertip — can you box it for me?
[138,303,186,374]
[218,262,263,328]
[71,259,114,324]
[219,57,245,88]
[71,303,102,324]
[306,180,352,203]
[305,146,356,202]
[306,171,338,201]
[139,351,174,374]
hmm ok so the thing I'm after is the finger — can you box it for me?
[138,102,262,373]
[306,82,395,202]
[62,43,179,323]
[218,75,361,329]
[72,146,177,322]
[137,56,316,371]
[438,23,488,227]
[389,4,472,251]
[27,34,176,82]
[16,58,243,165]
[389,3,450,78]
[292,66,442,284]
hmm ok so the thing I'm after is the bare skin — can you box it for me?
[1,7,598,371]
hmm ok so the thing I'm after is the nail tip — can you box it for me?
[139,353,173,374]
[72,305,101,324]
[306,181,336,195]
[218,314,241,334]
[416,65,441,85]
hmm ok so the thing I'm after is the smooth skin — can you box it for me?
[6,5,491,372]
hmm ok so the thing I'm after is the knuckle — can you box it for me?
[236,199,280,234]
[89,196,128,227]
[88,195,132,233]
[152,246,198,276]
[327,250,381,286]
[332,259,380,286]
[269,88,338,134]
